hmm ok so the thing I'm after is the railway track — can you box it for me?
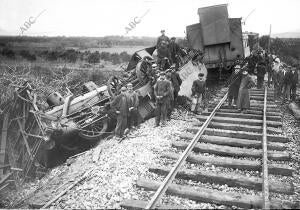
[121,86,298,209]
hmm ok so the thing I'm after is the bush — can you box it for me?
[87,51,100,64]
[19,50,36,61]
[1,47,15,58]
[60,49,78,63]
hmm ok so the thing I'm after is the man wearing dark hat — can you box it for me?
[256,52,267,89]
[228,65,242,107]
[169,67,182,105]
[169,37,182,70]
[154,71,172,126]
[157,30,170,48]
[157,40,171,71]
[111,86,129,138]
[191,73,206,114]
[290,66,298,102]
[237,69,255,113]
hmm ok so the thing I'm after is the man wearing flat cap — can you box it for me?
[156,30,170,48]
[154,71,171,126]
[126,83,139,129]
[191,73,206,114]
[111,86,129,138]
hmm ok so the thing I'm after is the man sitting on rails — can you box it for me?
[154,72,171,127]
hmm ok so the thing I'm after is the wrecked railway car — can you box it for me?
[186,4,250,80]
[0,46,207,182]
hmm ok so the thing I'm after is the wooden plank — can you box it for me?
[0,113,9,176]
[149,166,294,195]
[16,119,33,160]
[162,152,293,176]
[207,108,281,117]
[196,115,282,128]
[136,179,297,209]
[172,141,290,161]
[202,111,281,121]
[189,128,289,143]
[180,133,286,151]
[0,172,12,186]
[41,169,93,208]
[120,199,183,209]
[190,123,282,135]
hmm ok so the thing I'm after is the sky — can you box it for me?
[0,0,300,37]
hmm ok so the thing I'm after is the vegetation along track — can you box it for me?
[121,86,299,209]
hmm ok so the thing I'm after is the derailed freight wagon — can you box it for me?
[186,4,250,80]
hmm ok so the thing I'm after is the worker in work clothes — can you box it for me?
[156,29,170,48]
[237,69,255,113]
[169,37,182,70]
[191,73,206,114]
[282,67,293,104]
[157,41,171,71]
[256,52,267,89]
[169,67,182,106]
[228,65,242,107]
[126,83,139,129]
[154,72,171,126]
[290,66,298,102]
[166,71,174,120]
[111,86,129,138]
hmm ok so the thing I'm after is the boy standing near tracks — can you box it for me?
[191,73,206,114]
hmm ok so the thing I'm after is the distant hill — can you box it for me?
[272,31,300,38]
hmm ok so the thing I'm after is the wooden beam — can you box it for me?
[162,152,293,176]
[136,179,297,209]
[180,133,286,151]
[192,128,289,143]
[172,141,290,161]
[121,199,183,209]
[0,113,9,176]
[149,166,294,194]
[16,119,33,160]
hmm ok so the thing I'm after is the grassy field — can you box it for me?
[75,45,149,54]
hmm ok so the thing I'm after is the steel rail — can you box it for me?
[262,87,270,209]
[145,92,228,209]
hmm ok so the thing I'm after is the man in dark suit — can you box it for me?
[290,66,299,102]
[282,67,293,104]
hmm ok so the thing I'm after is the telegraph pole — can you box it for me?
[267,24,272,54]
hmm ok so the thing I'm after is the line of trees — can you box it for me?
[259,36,300,66]
[1,48,132,64]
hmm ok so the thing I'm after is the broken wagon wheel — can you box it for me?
[78,117,108,141]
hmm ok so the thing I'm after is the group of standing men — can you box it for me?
[228,64,255,113]
[156,29,183,71]
[272,60,298,104]
[110,83,139,139]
